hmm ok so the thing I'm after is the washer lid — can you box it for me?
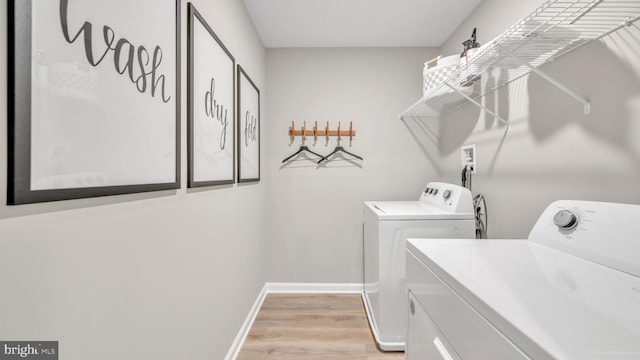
[365,201,474,220]
[407,239,640,360]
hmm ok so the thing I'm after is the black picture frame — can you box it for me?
[7,0,181,205]
[187,3,236,188]
[236,65,260,183]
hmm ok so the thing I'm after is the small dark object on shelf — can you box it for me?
[460,28,481,87]
[461,28,479,55]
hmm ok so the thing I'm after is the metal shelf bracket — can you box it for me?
[500,47,591,114]
[443,82,511,131]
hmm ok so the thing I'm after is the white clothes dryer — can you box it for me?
[406,200,640,360]
[363,182,475,351]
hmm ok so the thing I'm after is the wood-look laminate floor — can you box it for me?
[236,294,405,360]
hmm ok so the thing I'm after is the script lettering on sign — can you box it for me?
[243,111,257,147]
[59,0,171,103]
[204,78,229,150]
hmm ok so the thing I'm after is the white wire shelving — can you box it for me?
[400,0,640,143]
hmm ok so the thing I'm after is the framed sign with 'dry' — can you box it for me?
[8,0,181,204]
[187,3,235,188]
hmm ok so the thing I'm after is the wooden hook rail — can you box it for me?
[288,121,356,143]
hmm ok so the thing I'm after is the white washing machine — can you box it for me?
[406,200,640,359]
[363,182,475,351]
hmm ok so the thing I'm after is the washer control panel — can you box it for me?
[420,182,473,214]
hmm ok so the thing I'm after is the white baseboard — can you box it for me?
[225,282,363,359]
[224,283,268,360]
[265,282,363,294]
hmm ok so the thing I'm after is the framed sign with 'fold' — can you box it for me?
[7,0,181,204]
[237,65,260,183]
[187,3,235,188]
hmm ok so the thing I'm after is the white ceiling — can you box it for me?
[242,0,483,48]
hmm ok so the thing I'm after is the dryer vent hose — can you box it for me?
[462,165,487,238]
[473,194,488,239]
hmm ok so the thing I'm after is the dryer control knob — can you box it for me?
[553,210,578,230]
[442,190,452,200]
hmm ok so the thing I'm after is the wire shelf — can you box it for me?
[400,0,640,127]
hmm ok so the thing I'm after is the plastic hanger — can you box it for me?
[282,121,326,163]
[317,143,363,164]
[318,122,362,164]
[282,143,325,163]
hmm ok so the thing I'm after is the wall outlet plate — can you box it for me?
[461,144,476,174]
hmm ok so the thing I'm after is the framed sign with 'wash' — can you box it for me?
[7,0,181,204]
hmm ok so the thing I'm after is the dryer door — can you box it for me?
[407,290,460,360]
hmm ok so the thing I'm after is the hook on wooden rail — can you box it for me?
[313,121,319,144]
[289,120,295,143]
[302,121,307,142]
[325,121,330,145]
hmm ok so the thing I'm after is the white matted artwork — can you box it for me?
[187,3,235,187]
[237,65,260,183]
[7,0,181,204]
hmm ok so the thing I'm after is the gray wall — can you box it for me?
[264,47,439,282]
[263,0,640,286]
[0,1,266,359]
[437,0,640,237]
